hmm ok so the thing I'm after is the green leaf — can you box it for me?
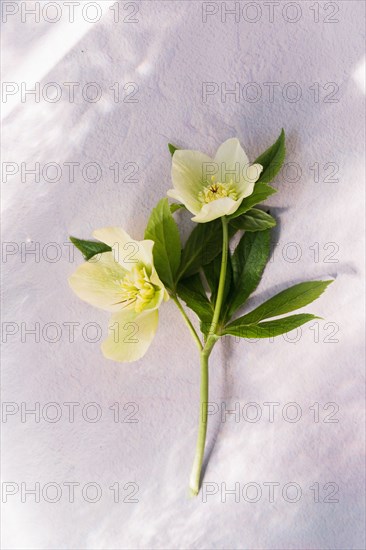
[170,203,185,214]
[223,314,319,338]
[178,220,237,280]
[203,254,221,302]
[230,208,276,232]
[226,229,271,319]
[179,271,207,297]
[144,198,181,290]
[254,129,286,184]
[69,236,111,261]
[177,274,213,333]
[168,143,179,156]
[177,219,222,279]
[229,182,277,219]
[226,280,333,327]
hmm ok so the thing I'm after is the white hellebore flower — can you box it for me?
[168,138,263,223]
[69,228,168,363]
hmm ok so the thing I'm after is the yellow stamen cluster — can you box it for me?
[119,266,156,313]
[198,176,238,204]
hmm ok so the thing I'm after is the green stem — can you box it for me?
[189,216,230,496]
[189,347,211,496]
[207,216,229,344]
[172,295,203,351]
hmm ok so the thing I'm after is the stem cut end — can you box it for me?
[189,486,199,498]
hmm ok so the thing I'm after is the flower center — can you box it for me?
[198,176,238,204]
[118,266,156,313]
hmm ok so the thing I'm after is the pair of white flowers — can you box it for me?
[69,139,263,362]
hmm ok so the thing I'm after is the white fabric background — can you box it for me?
[1,1,365,549]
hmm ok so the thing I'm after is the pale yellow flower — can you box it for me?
[69,228,168,362]
[168,138,263,222]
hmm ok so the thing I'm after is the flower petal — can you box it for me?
[167,189,185,203]
[214,138,263,199]
[244,163,263,185]
[214,138,249,185]
[191,197,238,223]
[237,163,263,200]
[142,285,166,312]
[171,150,213,214]
[93,227,154,270]
[101,309,159,363]
[68,252,127,312]
[149,267,166,293]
